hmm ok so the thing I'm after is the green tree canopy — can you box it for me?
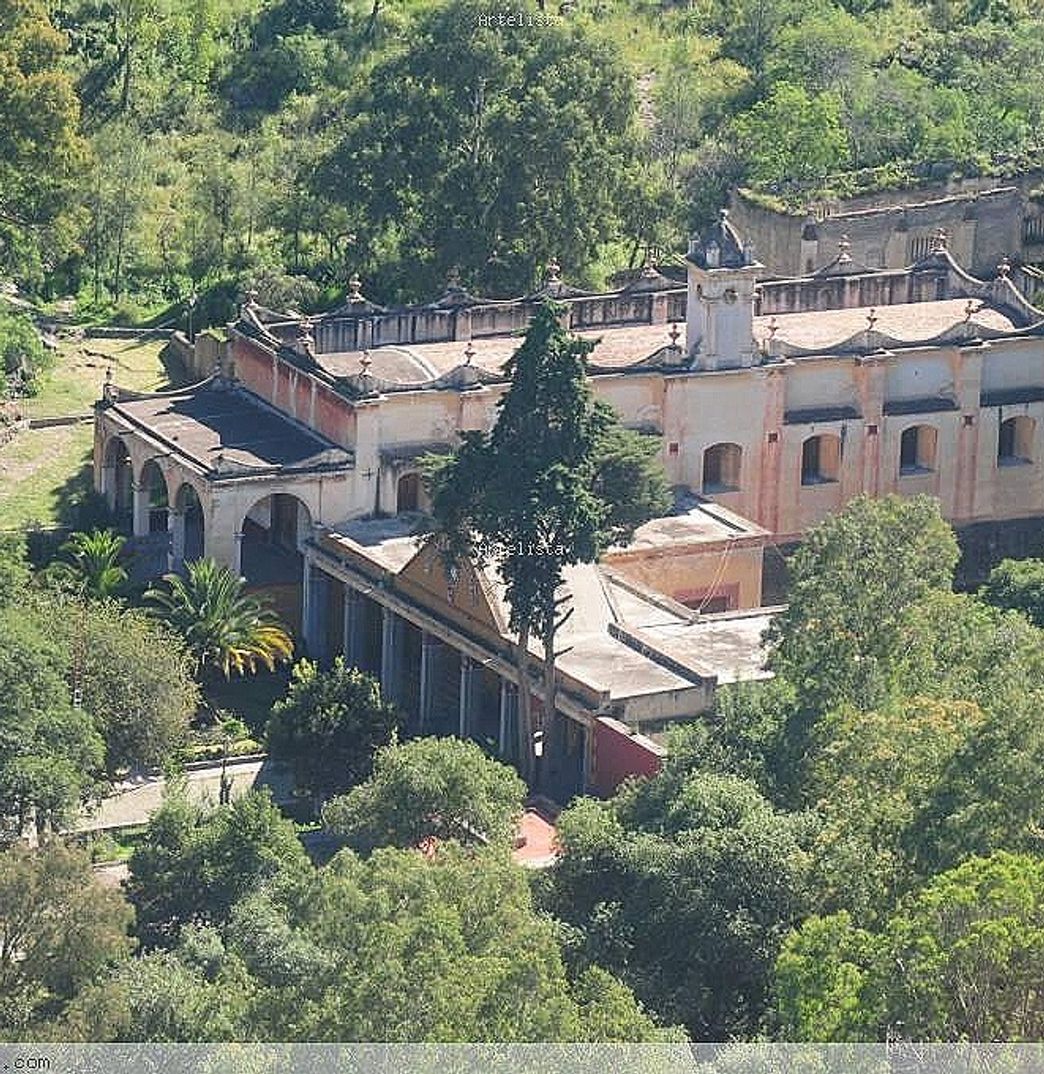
[322,736,527,852]
[45,597,198,777]
[46,529,128,601]
[126,788,309,949]
[0,0,87,280]
[546,769,811,1037]
[0,840,133,1035]
[0,605,103,841]
[0,304,51,395]
[774,852,1044,1041]
[315,0,643,298]
[766,495,960,719]
[981,556,1044,627]
[266,657,402,801]
[0,531,29,606]
[73,843,676,1042]
[731,81,850,185]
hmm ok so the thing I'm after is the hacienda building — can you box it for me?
[94,212,1044,800]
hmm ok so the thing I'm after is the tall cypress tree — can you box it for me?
[424,302,670,785]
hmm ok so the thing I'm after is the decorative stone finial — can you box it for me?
[997,256,1011,278]
[546,257,562,285]
[964,299,978,323]
[668,323,681,350]
[360,350,372,375]
[719,207,730,224]
[464,339,475,366]
[867,308,878,332]
[931,227,948,253]
[296,317,315,359]
[767,316,779,339]
[244,288,259,311]
[447,265,462,291]
[838,235,852,262]
[102,361,118,403]
[213,449,225,473]
[348,272,364,302]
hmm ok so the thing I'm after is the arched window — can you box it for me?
[899,425,937,475]
[396,472,421,513]
[702,443,742,493]
[801,434,841,486]
[139,460,170,533]
[999,416,1035,466]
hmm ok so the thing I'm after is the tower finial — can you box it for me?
[838,235,852,262]
[546,257,562,286]
[347,272,364,303]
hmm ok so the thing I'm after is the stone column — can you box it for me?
[458,656,476,739]
[342,585,363,667]
[168,509,186,573]
[300,554,315,653]
[419,631,437,733]
[131,480,149,537]
[380,606,399,705]
[232,530,245,576]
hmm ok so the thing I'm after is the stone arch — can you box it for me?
[899,424,937,475]
[702,443,742,493]
[102,435,134,529]
[171,481,206,568]
[138,458,172,533]
[239,491,315,639]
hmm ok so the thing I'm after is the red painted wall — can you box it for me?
[591,717,665,797]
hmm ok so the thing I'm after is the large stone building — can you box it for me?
[94,213,1044,799]
[730,172,1044,288]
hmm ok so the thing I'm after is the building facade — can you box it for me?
[94,213,1044,799]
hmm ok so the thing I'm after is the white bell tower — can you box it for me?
[686,209,762,371]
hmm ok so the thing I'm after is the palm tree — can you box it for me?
[50,528,128,599]
[145,558,294,679]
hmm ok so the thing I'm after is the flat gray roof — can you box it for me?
[109,383,353,476]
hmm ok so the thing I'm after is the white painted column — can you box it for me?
[131,481,149,537]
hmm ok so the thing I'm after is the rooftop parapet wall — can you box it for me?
[249,278,688,360]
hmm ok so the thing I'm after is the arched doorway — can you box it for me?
[103,437,133,532]
[172,483,205,569]
[240,493,313,637]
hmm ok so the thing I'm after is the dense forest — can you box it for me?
[3,0,1044,325]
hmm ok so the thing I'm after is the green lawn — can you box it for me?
[0,423,94,529]
[27,336,171,419]
[0,335,172,530]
